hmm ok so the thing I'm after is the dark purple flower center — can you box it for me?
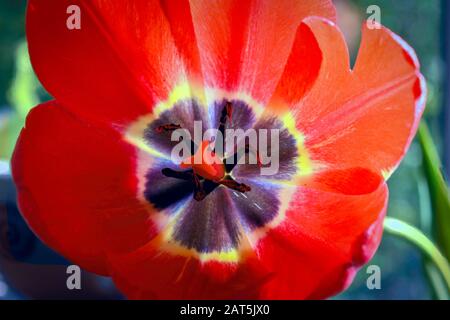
[142,99,298,253]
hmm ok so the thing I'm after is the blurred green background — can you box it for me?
[0,0,449,299]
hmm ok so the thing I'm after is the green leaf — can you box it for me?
[0,112,23,160]
[418,122,450,261]
[0,39,41,160]
[7,40,40,118]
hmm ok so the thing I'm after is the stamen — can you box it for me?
[226,100,233,126]
[159,101,254,201]
[161,168,193,180]
[192,173,207,201]
[162,168,208,201]
[156,123,181,133]
[218,178,251,193]
[217,100,233,138]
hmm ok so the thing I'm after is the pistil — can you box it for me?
[158,101,253,201]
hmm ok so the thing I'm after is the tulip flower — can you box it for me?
[12,0,425,299]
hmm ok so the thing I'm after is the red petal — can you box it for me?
[109,243,270,299]
[188,0,335,102]
[26,0,188,125]
[108,167,387,299]
[290,18,425,175]
[159,0,204,84]
[257,167,388,299]
[266,22,323,114]
[11,101,157,275]
[27,1,335,125]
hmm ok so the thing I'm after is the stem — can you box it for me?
[383,217,450,294]
[414,160,444,298]
[418,122,450,261]
[424,261,450,300]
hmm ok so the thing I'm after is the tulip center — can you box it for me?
[155,101,255,201]
[139,97,300,255]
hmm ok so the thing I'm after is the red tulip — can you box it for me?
[12,0,425,299]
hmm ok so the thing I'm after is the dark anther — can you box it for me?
[218,100,233,138]
[156,123,181,133]
[161,168,194,180]
[214,100,233,156]
[218,178,251,193]
[192,173,207,201]
[162,168,208,202]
